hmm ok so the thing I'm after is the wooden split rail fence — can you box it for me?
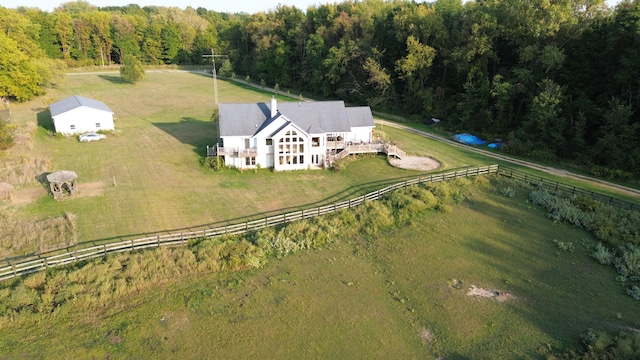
[0,165,498,281]
[496,167,639,211]
[3,164,637,281]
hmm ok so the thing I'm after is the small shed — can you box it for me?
[46,170,78,200]
[49,95,115,135]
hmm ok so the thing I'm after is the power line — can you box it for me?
[202,48,228,105]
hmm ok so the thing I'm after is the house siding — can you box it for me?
[53,107,115,135]
[217,100,374,171]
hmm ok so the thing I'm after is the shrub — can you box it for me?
[591,242,614,265]
[529,189,591,228]
[204,156,224,171]
[355,200,394,236]
[554,240,574,253]
[383,190,427,223]
[427,182,452,203]
[627,285,640,301]
[614,244,640,279]
[500,186,516,198]
[119,55,145,84]
[409,186,438,210]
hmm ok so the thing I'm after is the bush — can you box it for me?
[529,189,591,228]
[500,186,516,197]
[614,244,640,279]
[591,242,614,265]
[119,55,145,84]
[554,240,574,253]
[627,285,640,301]
[204,156,224,170]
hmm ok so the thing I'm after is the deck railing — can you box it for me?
[206,145,257,157]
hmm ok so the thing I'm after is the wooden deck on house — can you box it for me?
[207,140,407,168]
[327,141,406,167]
[207,145,257,158]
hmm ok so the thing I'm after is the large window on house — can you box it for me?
[312,137,319,147]
[245,157,256,166]
[266,139,273,145]
[278,130,305,165]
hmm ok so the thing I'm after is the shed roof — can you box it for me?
[46,170,78,183]
[49,95,113,117]
[219,101,363,137]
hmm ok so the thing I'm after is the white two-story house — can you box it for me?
[212,98,375,171]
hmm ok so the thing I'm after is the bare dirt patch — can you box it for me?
[467,285,515,303]
[8,181,106,206]
[389,156,441,171]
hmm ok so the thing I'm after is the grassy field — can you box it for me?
[0,178,637,359]
[1,71,639,358]
[3,71,491,249]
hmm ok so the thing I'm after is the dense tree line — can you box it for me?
[1,0,639,178]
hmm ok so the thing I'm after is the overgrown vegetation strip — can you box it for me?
[0,165,498,281]
[497,167,640,211]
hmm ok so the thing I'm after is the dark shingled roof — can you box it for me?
[50,95,113,117]
[345,107,374,127]
[219,101,371,137]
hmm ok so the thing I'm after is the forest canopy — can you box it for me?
[1,0,639,178]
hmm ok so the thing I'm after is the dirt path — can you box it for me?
[388,156,441,171]
[376,120,640,199]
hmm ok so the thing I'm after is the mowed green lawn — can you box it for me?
[8,71,489,244]
[1,181,637,359]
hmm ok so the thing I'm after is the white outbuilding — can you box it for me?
[49,95,115,135]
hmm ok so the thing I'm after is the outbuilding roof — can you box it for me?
[49,95,113,117]
[219,100,370,137]
[46,170,78,183]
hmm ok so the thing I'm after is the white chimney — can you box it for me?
[270,96,277,118]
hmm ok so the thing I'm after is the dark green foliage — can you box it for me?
[2,2,639,174]
[527,187,640,300]
[529,189,592,228]
[203,156,224,171]
[560,329,640,360]
[119,54,145,84]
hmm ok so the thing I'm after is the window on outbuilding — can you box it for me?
[96,123,101,128]
[70,125,75,130]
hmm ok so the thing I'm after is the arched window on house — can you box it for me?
[278,130,305,165]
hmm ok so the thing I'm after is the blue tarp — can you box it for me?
[453,133,486,146]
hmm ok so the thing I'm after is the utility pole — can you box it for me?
[202,48,228,105]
